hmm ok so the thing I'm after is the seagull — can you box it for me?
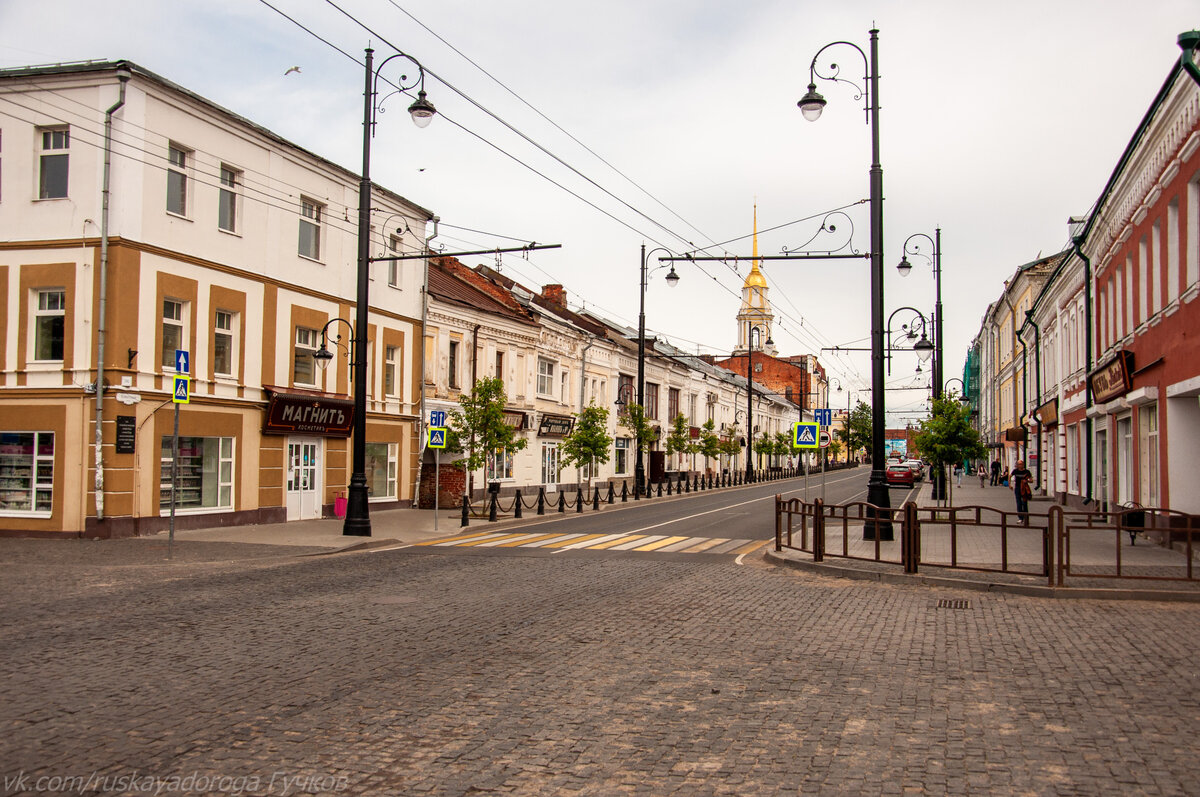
[284,66,301,76]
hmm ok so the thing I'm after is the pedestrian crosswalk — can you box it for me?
[415,529,769,556]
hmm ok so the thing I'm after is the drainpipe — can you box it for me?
[1020,313,1042,490]
[1180,31,1200,86]
[94,63,131,523]
[1001,291,1020,467]
[578,339,594,485]
[1072,238,1094,504]
[414,216,439,507]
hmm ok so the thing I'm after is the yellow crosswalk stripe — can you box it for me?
[633,535,689,552]
[495,532,571,547]
[417,531,498,546]
[733,539,770,555]
[680,537,731,553]
[542,534,608,549]
[587,535,646,550]
[456,532,542,547]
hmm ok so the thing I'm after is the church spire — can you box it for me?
[735,203,776,356]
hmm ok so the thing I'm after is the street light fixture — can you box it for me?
[898,228,944,497]
[800,29,890,539]
[635,245,680,497]
[344,47,437,537]
[313,318,355,372]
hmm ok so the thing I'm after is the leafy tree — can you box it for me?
[559,404,612,483]
[827,439,843,463]
[839,401,872,461]
[618,403,659,454]
[664,413,695,467]
[753,431,774,468]
[721,424,743,461]
[912,396,986,506]
[446,377,528,494]
[698,418,722,468]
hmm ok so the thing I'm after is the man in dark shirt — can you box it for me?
[990,459,1001,486]
[1012,460,1033,524]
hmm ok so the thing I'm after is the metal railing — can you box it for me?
[775,498,1200,588]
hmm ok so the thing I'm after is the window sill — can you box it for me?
[33,196,68,202]
[0,511,52,518]
[217,226,242,238]
[158,507,233,517]
[298,253,324,265]
[165,210,193,222]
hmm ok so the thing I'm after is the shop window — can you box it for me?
[1140,405,1159,507]
[161,299,187,369]
[366,442,398,500]
[486,448,514,482]
[615,438,630,475]
[160,436,234,512]
[32,289,65,361]
[0,432,54,516]
[38,126,69,199]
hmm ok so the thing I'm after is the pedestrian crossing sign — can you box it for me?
[172,375,190,404]
[792,421,819,449]
[428,427,448,449]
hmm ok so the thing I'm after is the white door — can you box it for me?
[541,442,560,491]
[286,438,321,520]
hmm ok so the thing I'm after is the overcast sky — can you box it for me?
[3,0,1196,423]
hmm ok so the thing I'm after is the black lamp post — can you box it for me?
[898,230,943,498]
[635,245,679,497]
[799,29,889,538]
[345,47,436,537]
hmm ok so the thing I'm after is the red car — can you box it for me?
[885,462,915,487]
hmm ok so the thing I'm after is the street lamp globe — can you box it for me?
[896,255,913,277]
[665,267,680,287]
[407,90,437,127]
[797,83,827,121]
[313,345,334,370]
[913,333,934,362]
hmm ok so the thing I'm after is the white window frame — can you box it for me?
[388,234,402,288]
[366,442,398,501]
[37,126,69,200]
[298,198,323,261]
[213,309,236,377]
[32,288,65,362]
[537,359,556,398]
[614,438,630,476]
[293,326,318,387]
[384,345,399,397]
[448,340,460,390]
[0,431,54,517]
[159,435,235,514]
[166,143,191,217]
[161,299,187,370]
[218,165,241,233]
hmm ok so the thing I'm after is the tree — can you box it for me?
[721,424,743,466]
[618,403,659,455]
[839,401,872,461]
[559,404,612,484]
[664,413,695,471]
[446,377,527,494]
[828,439,843,463]
[753,431,774,469]
[912,396,986,506]
[698,418,722,470]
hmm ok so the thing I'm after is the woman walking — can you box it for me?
[1011,460,1033,525]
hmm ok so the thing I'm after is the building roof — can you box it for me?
[427,258,535,325]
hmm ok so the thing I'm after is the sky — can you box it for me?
[2,0,1197,424]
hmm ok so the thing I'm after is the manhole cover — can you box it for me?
[936,599,971,610]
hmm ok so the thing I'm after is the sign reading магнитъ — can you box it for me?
[263,392,355,437]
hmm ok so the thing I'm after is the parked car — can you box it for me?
[885,463,916,487]
[903,460,925,481]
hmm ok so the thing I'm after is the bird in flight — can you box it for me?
[284,66,301,76]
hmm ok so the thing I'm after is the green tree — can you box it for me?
[828,439,843,463]
[559,404,612,484]
[753,431,774,469]
[698,418,722,469]
[721,424,743,463]
[618,403,659,454]
[839,401,872,461]
[446,377,527,493]
[665,413,695,468]
[912,396,986,506]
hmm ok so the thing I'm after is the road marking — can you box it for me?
[554,533,630,552]
[423,531,497,546]
[611,534,667,551]
[633,535,689,552]
[539,533,608,549]
[680,537,731,553]
[496,532,572,547]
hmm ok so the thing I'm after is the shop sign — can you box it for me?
[538,413,574,437]
[503,410,527,430]
[1035,398,1059,426]
[1004,427,1027,442]
[1088,351,1133,405]
[263,392,354,436]
[689,426,701,439]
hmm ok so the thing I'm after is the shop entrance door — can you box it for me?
[286,438,322,520]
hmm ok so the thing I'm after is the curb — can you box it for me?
[762,548,1200,603]
[301,538,403,556]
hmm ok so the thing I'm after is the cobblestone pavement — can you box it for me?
[3,543,1200,795]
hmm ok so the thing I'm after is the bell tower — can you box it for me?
[734,204,776,356]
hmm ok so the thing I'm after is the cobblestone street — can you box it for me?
[3,539,1200,795]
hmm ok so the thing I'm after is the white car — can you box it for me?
[902,460,925,481]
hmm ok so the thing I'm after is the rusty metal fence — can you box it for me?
[775,497,1200,587]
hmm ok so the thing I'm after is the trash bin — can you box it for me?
[334,491,347,518]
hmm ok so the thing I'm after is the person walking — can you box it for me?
[1011,459,1033,525]
[990,459,1001,486]
[954,462,963,486]
[977,462,987,487]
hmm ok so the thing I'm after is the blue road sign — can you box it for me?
[430,410,447,427]
[792,421,819,449]
[428,427,448,449]
[175,349,189,373]
[814,408,832,427]
[172,376,190,404]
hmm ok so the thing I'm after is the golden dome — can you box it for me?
[744,262,768,289]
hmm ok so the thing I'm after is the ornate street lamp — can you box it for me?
[898,229,943,496]
[634,245,679,497]
[799,29,890,538]
[345,47,436,536]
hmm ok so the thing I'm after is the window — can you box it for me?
[1139,236,1149,326]
[0,432,54,515]
[561,369,570,405]
[668,388,680,421]
[33,289,65,361]
[618,374,634,408]
[167,144,189,215]
[689,393,697,424]
[160,436,234,511]
[293,327,318,386]
[366,442,398,500]
[38,127,69,199]
[218,165,240,232]
[388,234,402,287]
[213,310,235,376]
[448,340,460,390]
[1167,199,1180,305]
[1151,219,1162,315]
[299,198,323,260]
[614,438,630,475]
[537,359,556,397]
[384,345,398,397]
[495,351,505,387]
[646,383,659,420]
[486,448,514,482]
[161,299,186,369]
[1140,405,1159,507]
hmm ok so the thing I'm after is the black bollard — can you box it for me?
[621,481,629,502]
[576,489,584,513]
[558,491,566,513]
[537,487,546,515]
[489,491,498,522]
[607,482,615,504]
[593,486,600,511]
[514,488,523,519]
[461,494,469,527]
[666,478,673,496]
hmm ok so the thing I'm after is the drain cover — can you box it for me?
[936,599,971,610]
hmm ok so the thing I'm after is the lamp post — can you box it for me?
[345,47,437,537]
[898,229,943,498]
[635,245,679,496]
[799,29,890,538]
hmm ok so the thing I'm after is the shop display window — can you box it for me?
[0,432,54,515]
